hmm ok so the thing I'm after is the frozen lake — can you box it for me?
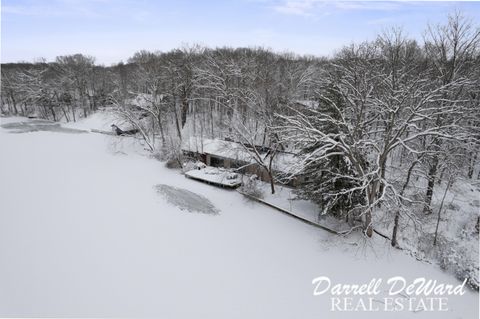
[0,115,477,318]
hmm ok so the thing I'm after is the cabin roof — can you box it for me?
[181,137,296,172]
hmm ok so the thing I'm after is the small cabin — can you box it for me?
[182,137,302,187]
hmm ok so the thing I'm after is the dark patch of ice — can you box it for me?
[1,121,88,134]
[154,184,219,215]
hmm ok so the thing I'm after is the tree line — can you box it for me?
[1,12,479,244]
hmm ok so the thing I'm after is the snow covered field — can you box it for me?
[0,113,478,318]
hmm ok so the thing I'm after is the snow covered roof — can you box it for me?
[295,100,319,109]
[182,137,297,172]
[126,93,152,107]
[126,93,165,108]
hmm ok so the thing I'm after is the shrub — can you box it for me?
[239,174,264,199]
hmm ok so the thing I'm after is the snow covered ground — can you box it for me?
[245,180,352,233]
[0,113,478,318]
[241,176,480,285]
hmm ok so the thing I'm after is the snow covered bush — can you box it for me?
[416,233,479,291]
[160,139,184,169]
[437,242,479,291]
[239,174,264,199]
[226,172,238,180]
[166,158,182,169]
[150,145,183,169]
[182,161,206,173]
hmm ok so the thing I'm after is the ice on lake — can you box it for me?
[1,119,88,134]
[154,184,219,215]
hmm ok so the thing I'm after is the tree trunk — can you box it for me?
[71,103,76,122]
[268,170,275,194]
[157,113,165,144]
[262,126,267,145]
[210,99,214,138]
[377,155,387,205]
[9,93,18,115]
[192,101,196,136]
[41,105,49,120]
[468,151,477,179]
[173,101,182,140]
[391,158,420,247]
[49,106,57,121]
[433,178,452,245]
[267,151,276,195]
[365,210,373,237]
[61,106,70,122]
[180,94,188,128]
[424,156,438,214]
[391,212,400,247]
[365,182,377,237]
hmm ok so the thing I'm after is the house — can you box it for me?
[181,137,302,187]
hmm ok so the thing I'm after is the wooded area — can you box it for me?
[1,12,479,246]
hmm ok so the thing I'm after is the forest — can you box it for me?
[1,12,479,283]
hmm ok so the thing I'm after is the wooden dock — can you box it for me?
[185,169,242,189]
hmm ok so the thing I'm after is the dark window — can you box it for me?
[210,156,224,167]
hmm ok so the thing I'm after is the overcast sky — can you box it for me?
[2,0,479,65]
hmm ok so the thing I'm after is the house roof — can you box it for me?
[295,100,319,109]
[182,137,296,173]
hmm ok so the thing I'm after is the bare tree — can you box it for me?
[422,11,480,212]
